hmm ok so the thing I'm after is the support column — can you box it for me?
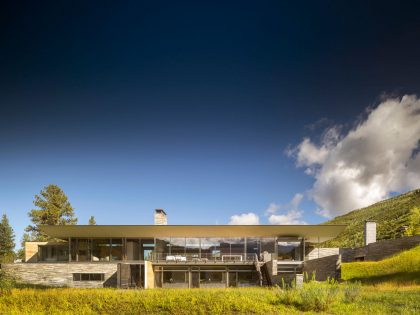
[68,237,71,262]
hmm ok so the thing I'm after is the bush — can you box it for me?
[0,269,15,294]
[299,281,340,312]
[276,278,342,312]
[343,281,361,303]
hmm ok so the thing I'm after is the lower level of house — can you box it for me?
[1,261,302,289]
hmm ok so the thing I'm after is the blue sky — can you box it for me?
[1,1,420,243]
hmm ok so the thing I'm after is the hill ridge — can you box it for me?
[322,189,420,248]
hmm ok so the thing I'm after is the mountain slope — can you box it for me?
[322,189,420,248]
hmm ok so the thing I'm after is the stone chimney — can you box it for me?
[154,209,167,225]
[364,221,376,246]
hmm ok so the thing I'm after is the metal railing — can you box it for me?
[149,252,260,263]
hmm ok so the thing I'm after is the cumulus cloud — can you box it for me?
[266,193,307,225]
[228,212,260,225]
[289,95,420,217]
[268,209,306,225]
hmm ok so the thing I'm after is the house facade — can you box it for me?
[3,210,346,288]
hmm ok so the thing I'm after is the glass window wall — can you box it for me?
[126,239,140,260]
[200,238,221,260]
[111,238,123,261]
[39,245,69,262]
[277,238,302,261]
[92,239,111,261]
[185,238,200,259]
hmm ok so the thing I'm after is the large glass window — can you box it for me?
[186,238,200,259]
[155,238,170,260]
[277,238,302,261]
[200,271,226,288]
[39,245,68,262]
[261,238,275,253]
[78,239,91,262]
[159,267,189,288]
[92,239,111,261]
[200,238,222,261]
[221,238,245,261]
[111,238,123,261]
[170,238,186,256]
[126,239,140,260]
[141,239,154,260]
[246,238,260,258]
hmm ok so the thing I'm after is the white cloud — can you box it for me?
[228,212,260,225]
[264,202,280,215]
[267,193,307,225]
[290,193,304,208]
[268,210,306,225]
[290,95,420,217]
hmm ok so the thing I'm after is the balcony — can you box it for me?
[150,252,259,264]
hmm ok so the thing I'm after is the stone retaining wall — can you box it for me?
[303,255,340,281]
[1,263,118,288]
[345,235,420,262]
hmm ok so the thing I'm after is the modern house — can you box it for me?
[3,210,347,288]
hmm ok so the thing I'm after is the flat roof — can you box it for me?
[40,224,346,243]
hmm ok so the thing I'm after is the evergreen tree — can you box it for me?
[25,184,77,240]
[88,216,96,225]
[16,233,32,261]
[0,214,16,263]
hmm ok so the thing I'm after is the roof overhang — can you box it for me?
[39,224,346,243]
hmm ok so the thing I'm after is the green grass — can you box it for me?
[0,285,419,314]
[322,189,420,248]
[342,245,420,284]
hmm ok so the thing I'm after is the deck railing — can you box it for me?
[149,252,260,263]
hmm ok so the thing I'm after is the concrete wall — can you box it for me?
[345,235,420,262]
[25,242,47,263]
[305,247,339,260]
[2,263,117,288]
[145,261,154,289]
[303,255,340,281]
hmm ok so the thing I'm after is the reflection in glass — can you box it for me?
[92,239,111,261]
[246,238,260,256]
[186,238,200,259]
[277,238,302,261]
[155,238,170,259]
[200,238,222,260]
[111,238,123,261]
[39,245,68,262]
[78,239,90,261]
[170,238,186,256]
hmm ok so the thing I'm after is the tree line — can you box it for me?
[0,184,96,263]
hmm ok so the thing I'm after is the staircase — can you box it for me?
[253,254,274,286]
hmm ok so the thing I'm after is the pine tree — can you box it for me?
[88,216,96,225]
[25,184,77,240]
[16,233,32,261]
[0,214,16,263]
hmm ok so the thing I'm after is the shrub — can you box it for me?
[0,269,15,294]
[298,279,340,312]
[343,281,361,303]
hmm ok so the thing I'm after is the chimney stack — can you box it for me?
[154,209,167,225]
[364,221,376,246]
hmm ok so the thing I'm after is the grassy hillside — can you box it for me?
[342,245,420,284]
[322,189,420,248]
